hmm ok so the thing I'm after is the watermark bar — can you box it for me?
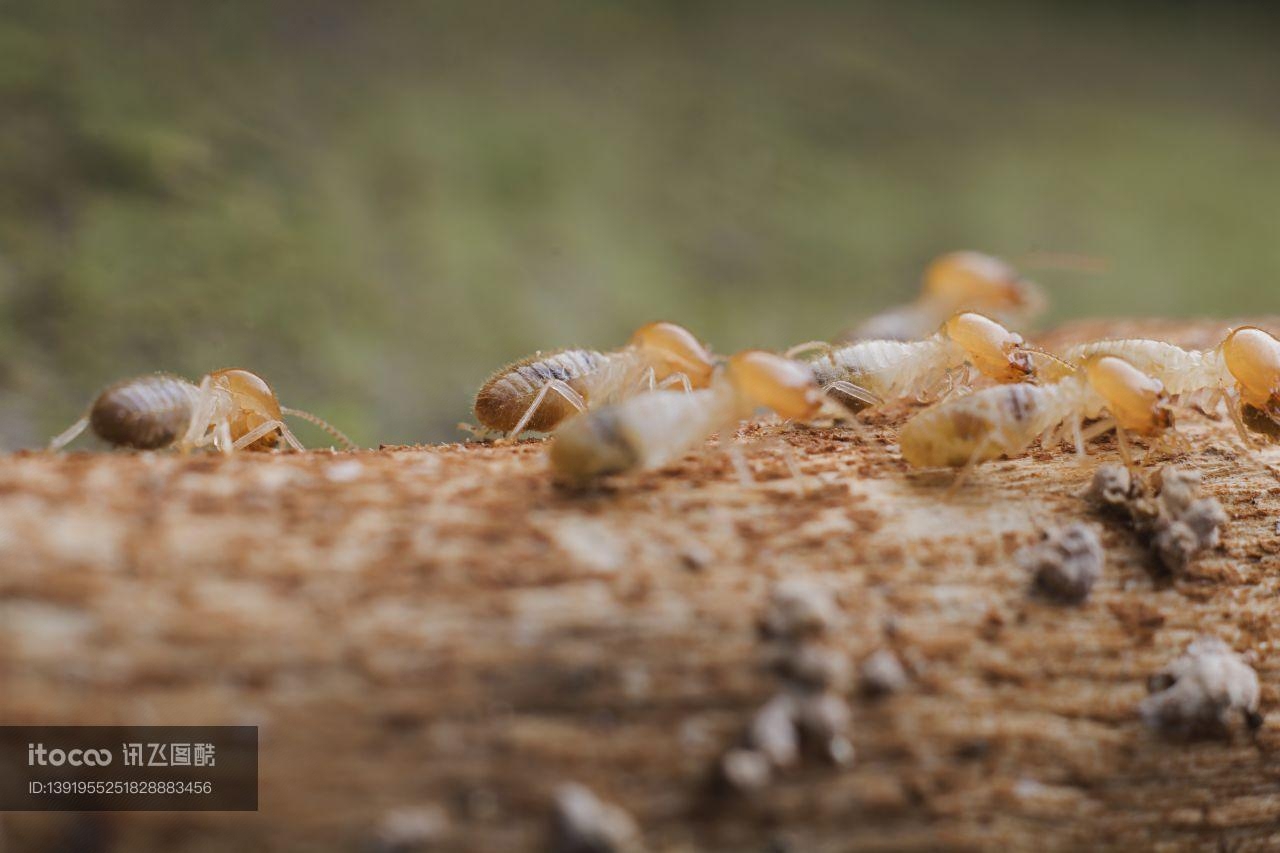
[0,726,257,811]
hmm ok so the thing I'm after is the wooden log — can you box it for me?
[1,318,1279,852]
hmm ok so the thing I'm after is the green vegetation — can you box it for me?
[2,1,1277,447]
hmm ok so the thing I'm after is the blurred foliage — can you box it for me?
[1,0,1278,447]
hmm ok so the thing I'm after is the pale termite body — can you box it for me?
[550,351,825,483]
[900,355,1174,469]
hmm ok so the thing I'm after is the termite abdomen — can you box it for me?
[89,374,197,449]
[550,407,641,483]
[899,383,1048,468]
[474,349,606,433]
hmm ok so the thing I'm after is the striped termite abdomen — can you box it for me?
[810,337,952,400]
[474,349,609,433]
[899,382,1063,468]
[1059,340,1216,397]
[89,374,199,449]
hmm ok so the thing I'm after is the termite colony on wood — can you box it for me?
[452,250,1278,490]
[462,250,1270,747]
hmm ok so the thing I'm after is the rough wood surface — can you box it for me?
[2,319,1280,852]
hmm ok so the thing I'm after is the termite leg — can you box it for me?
[1115,426,1134,468]
[821,381,883,414]
[1040,423,1060,452]
[1071,416,1086,460]
[506,380,587,441]
[1192,388,1224,418]
[937,368,972,403]
[1079,418,1115,447]
[48,415,90,451]
[180,376,217,451]
[199,417,234,455]
[656,372,692,392]
[277,422,306,451]
[231,420,289,452]
[946,440,995,497]
[1224,393,1259,450]
[784,341,832,359]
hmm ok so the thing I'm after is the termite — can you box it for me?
[899,354,1176,472]
[48,368,354,453]
[549,350,824,483]
[472,321,716,439]
[793,311,1055,413]
[1049,326,1280,444]
[846,251,1045,342]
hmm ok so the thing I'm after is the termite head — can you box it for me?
[630,322,715,388]
[1220,327,1280,421]
[924,251,1044,318]
[1084,355,1172,437]
[726,351,824,421]
[208,368,284,450]
[943,311,1034,383]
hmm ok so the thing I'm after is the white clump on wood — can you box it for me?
[1140,636,1261,737]
[1019,522,1104,604]
[860,648,910,696]
[551,783,643,853]
[761,579,842,638]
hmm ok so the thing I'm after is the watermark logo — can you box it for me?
[27,744,113,767]
[2,726,256,811]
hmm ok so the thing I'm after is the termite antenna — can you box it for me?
[48,415,90,452]
[1024,348,1079,384]
[280,406,357,450]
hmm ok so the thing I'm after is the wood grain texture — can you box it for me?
[2,319,1279,852]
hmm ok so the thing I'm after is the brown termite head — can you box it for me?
[942,311,1034,383]
[1084,355,1172,437]
[924,251,1044,318]
[1220,326,1280,424]
[208,368,286,450]
[725,350,825,421]
[629,321,716,388]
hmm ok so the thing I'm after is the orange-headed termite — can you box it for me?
[49,368,354,453]
[1050,326,1280,444]
[792,311,1060,413]
[846,251,1045,342]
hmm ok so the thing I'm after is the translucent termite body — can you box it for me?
[899,355,1174,469]
[1050,326,1280,442]
[549,351,824,482]
[48,368,354,453]
[798,312,1048,412]
[846,251,1045,342]
[473,322,716,438]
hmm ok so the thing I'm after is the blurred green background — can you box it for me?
[2,0,1277,449]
